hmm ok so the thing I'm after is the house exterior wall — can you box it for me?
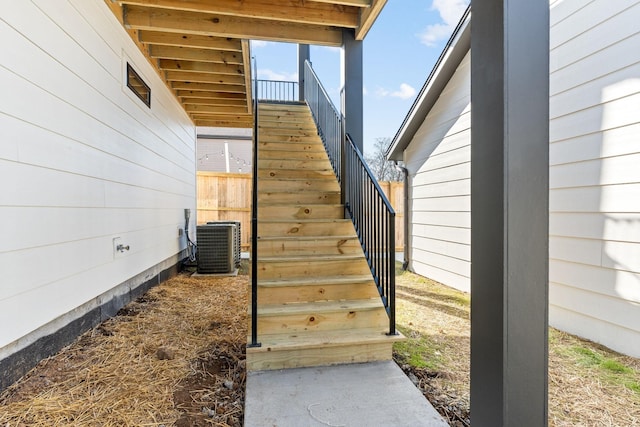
[402,0,640,356]
[548,0,640,357]
[0,0,196,368]
[404,52,471,292]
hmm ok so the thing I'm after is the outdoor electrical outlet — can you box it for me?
[113,237,130,258]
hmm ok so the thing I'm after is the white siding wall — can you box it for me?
[549,0,640,357]
[0,0,196,357]
[404,52,471,292]
[403,1,640,356]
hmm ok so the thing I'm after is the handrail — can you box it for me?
[344,135,396,335]
[304,61,343,186]
[304,60,397,335]
[256,79,299,103]
[249,57,260,348]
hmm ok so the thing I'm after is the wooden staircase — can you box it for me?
[247,103,402,371]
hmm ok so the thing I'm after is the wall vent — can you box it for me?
[196,223,237,274]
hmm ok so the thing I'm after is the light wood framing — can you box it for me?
[107,0,386,127]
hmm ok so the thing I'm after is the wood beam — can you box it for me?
[185,104,250,114]
[159,59,243,75]
[170,81,246,93]
[194,117,253,128]
[138,30,242,51]
[150,45,243,64]
[355,0,386,40]
[176,90,246,99]
[180,97,247,107]
[308,0,370,6]
[164,71,246,85]
[118,0,358,28]
[242,39,253,114]
[124,5,343,46]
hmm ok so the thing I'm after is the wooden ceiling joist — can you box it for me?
[150,45,243,64]
[138,31,242,51]
[170,82,246,93]
[194,117,254,128]
[106,0,386,128]
[164,71,245,85]
[158,59,243,76]
[186,104,250,114]
[124,5,344,46]
[180,98,248,107]
[175,90,246,100]
[118,0,359,28]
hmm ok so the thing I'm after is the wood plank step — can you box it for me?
[259,178,339,192]
[258,159,332,170]
[258,150,329,161]
[246,328,404,371]
[258,120,318,132]
[258,168,335,180]
[257,255,371,280]
[259,219,355,237]
[259,141,325,152]
[260,128,317,137]
[257,234,361,255]
[252,299,389,334]
[258,191,340,204]
[257,275,378,304]
[259,150,329,161]
[258,204,344,220]
[259,103,307,110]
[258,134,321,143]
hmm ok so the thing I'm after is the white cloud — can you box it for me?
[257,69,298,81]
[418,0,469,47]
[376,83,416,100]
[250,40,270,48]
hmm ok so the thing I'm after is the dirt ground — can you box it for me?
[2,264,638,426]
[0,271,248,427]
[393,265,640,427]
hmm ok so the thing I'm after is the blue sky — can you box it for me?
[250,0,469,154]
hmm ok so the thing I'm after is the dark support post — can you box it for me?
[470,1,549,426]
[340,30,363,151]
[298,44,310,102]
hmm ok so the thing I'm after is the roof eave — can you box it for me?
[386,6,471,161]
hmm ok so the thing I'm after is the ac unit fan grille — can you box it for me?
[197,224,236,274]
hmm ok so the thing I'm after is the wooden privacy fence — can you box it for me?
[196,172,404,251]
[378,181,405,251]
[197,172,252,250]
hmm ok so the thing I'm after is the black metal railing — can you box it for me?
[304,60,397,335]
[256,79,299,103]
[304,61,343,185]
[249,57,260,348]
[344,135,396,335]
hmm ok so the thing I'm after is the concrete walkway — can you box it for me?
[245,361,448,426]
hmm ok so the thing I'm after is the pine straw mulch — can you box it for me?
[393,265,640,427]
[0,271,248,427]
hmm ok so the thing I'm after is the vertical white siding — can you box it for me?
[404,52,471,292]
[0,0,196,356]
[549,0,640,357]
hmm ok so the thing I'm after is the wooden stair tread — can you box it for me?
[247,329,403,352]
[259,275,373,287]
[256,298,383,316]
[258,254,363,263]
[258,234,353,241]
[259,218,350,224]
